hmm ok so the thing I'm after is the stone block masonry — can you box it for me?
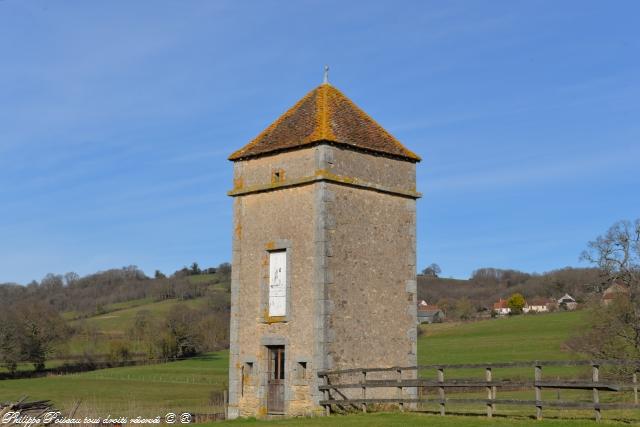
[227,82,420,418]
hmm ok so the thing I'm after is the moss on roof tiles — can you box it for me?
[228,84,420,162]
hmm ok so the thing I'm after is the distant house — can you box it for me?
[602,282,629,306]
[523,298,554,313]
[557,294,578,310]
[417,300,445,324]
[493,298,510,315]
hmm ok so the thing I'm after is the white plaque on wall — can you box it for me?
[268,250,287,317]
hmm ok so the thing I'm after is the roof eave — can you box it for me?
[228,139,421,163]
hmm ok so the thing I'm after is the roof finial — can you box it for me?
[323,65,329,85]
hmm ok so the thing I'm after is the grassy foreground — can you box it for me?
[418,311,590,379]
[212,412,626,426]
[419,310,585,364]
[0,352,229,415]
[0,311,600,419]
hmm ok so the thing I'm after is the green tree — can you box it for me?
[150,306,204,359]
[19,302,68,371]
[190,262,201,276]
[421,263,442,278]
[0,311,21,375]
[507,293,526,315]
[108,340,131,365]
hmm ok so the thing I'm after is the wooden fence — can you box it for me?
[318,360,640,422]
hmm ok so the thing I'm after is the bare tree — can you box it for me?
[568,219,640,364]
[64,272,80,286]
[580,219,640,295]
[421,263,442,278]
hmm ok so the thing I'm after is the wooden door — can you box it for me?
[267,346,285,413]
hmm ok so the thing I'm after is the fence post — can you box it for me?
[417,366,426,411]
[592,363,601,422]
[492,374,497,413]
[437,367,445,416]
[223,390,228,420]
[535,364,542,420]
[633,371,638,405]
[322,374,331,416]
[485,367,494,418]
[361,370,367,413]
[397,368,404,412]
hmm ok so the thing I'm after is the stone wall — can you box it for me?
[228,144,418,418]
[325,184,417,370]
[318,145,418,400]
[326,145,416,192]
[232,147,316,190]
[229,175,320,417]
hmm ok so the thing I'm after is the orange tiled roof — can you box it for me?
[418,304,441,313]
[229,83,421,162]
[493,299,508,309]
[528,298,552,306]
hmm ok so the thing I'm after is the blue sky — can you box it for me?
[1,1,638,284]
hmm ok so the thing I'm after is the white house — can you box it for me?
[493,298,510,315]
[523,298,553,313]
[557,294,578,310]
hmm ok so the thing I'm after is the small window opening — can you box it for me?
[268,346,285,380]
[268,250,287,317]
[297,361,307,380]
[242,362,253,396]
[271,168,285,183]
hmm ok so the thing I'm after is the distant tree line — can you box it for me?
[0,263,231,319]
[0,302,69,373]
[418,266,601,320]
[0,262,232,374]
[125,290,230,362]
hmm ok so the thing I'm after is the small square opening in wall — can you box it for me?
[271,169,285,183]
[245,362,253,374]
[297,361,307,379]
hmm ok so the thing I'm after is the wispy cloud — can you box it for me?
[424,142,639,194]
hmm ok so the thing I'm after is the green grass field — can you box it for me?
[58,297,210,355]
[5,310,634,425]
[213,412,630,426]
[418,311,590,379]
[419,311,585,364]
[0,352,229,415]
[187,273,225,285]
[70,297,209,335]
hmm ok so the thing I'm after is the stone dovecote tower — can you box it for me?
[227,81,421,418]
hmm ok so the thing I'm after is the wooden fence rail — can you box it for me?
[318,360,640,422]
